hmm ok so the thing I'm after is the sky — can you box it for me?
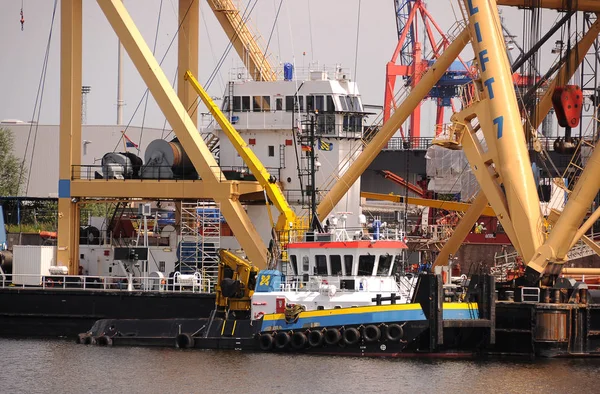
[0,1,571,135]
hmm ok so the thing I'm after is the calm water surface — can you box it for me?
[1,338,598,394]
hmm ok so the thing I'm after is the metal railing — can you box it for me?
[1,273,212,294]
[382,136,560,152]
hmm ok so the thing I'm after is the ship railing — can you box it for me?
[381,136,559,152]
[278,275,411,294]
[228,64,352,83]
[1,273,212,294]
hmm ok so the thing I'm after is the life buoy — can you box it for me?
[342,327,361,346]
[175,333,195,349]
[258,333,274,351]
[324,328,341,345]
[384,324,403,342]
[363,325,381,343]
[275,332,291,349]
[308,330,324,347]
[291,332,308,350]
[96,335,113,346]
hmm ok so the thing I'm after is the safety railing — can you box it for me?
[275,274,416,296]
[71,164,279,183]
[1,273,212,294]
[381,136,559,152]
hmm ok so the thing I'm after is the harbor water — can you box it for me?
[1,338,598,394]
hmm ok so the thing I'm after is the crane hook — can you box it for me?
[20,8,25,31]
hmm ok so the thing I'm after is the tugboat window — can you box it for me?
[268,146,275,157]
[276,97,283,111]
[233,96,241,111]
[338,95,348,111]
[302,255,309,273]
[290,255,298,276]
[285,96,295,111]
[241,96,251,112]
[358,255,376,276]
[316,255,328,275]
[377,254,393,275]
[344,255,354,275]
[345,96,354,111]
[222,96,230,112]
[330,255,342,275]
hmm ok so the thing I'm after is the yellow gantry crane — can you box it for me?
[184,71,296,233]
[206,0,277,82]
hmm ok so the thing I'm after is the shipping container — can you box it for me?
[12,246,56,286]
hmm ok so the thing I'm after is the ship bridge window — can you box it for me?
[306,96,314,112]
[344,255,354,275]
[350,96,362,112]
[276,97,283,111]
[338,95,348,111]
[233,96,241,111]
[326,95,335,113]
[253,96,270,112]
[290,255,298,276]
[315,255,328,275]
[285,95,303,111]
[242,96,251,112]
[377,254,393,275]
[358,255,375,276]
[330,255,342,275]
[345,96,354,111]
[315,95,324,112]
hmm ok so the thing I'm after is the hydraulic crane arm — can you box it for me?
[206,0,276,82]
[361,191,496,216]
[185,71,296,231]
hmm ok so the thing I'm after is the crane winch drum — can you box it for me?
[141,139,196,179]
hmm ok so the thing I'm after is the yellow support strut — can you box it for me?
[184,71,296,232]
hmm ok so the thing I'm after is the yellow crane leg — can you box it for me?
[562,268,600,276]
[569,206,600,250]
[57,0,83,274]
[96,0,267,268]
[527,144,600,282]
[497,0,600,12]
[433,191,489,268]
[465,0,543,263]
[533,15,600,131]
[177,0,199,127]
[316,28,471,222]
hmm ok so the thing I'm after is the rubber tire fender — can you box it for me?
[275,332,291,349]
[324,328,341,346]
[363,325,381,343]
[342,327,361,346]
[258,333,274,351]
[96,335,113,346]
[291,332,308,350]
[384,324,404,342]
[308,330,324,347]
[176,333,195,349]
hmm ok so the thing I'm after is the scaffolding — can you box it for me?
[180,201,222,289]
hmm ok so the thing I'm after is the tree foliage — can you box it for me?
[0,127,26,196]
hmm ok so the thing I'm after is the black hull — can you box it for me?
[0,288,216,338]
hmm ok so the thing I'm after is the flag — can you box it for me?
[318,139,332,151]
[122,131,139,149]
[301,145,312,152]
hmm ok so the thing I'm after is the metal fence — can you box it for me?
[382,136,558,151]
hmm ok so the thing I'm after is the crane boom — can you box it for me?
[184,71,296,232]
[206,0,276,82]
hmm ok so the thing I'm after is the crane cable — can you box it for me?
[16,0,58,196]
[111,0,196,154]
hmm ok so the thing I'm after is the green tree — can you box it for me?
[0,127,26,196]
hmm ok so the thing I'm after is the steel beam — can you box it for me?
[177,0,199,127]
[70,180,262,199]
[96,0,267,267]
[316,27,471,221]
[497,0,600,12]
[57,0,82,274]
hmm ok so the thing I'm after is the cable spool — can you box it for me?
[143,139,195,179]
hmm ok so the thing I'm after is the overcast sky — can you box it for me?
[0,1,571,134]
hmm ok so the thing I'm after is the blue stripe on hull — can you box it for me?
[261,308,427,331]
[443,309,480,319]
